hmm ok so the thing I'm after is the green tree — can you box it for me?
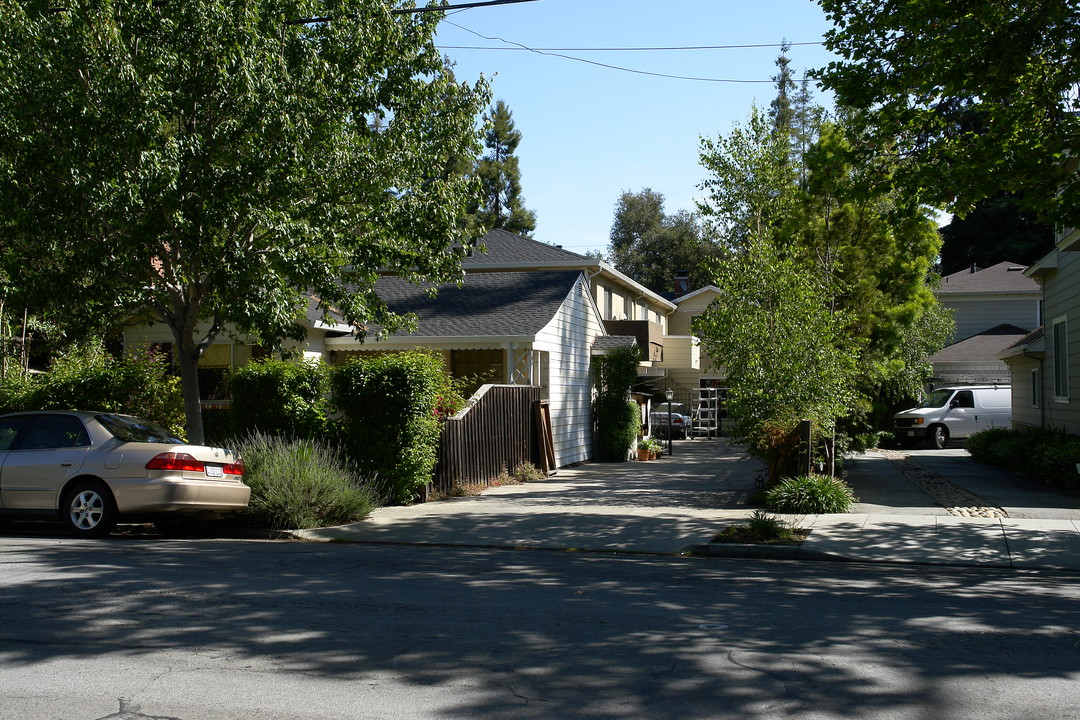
[474,100,537,236]
[0,1,489,442]
[816,0,1080,226]
[607,189,713,294]
[697,105,796,252]
[939,194,1055,275]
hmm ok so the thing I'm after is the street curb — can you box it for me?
[698,542,848,562]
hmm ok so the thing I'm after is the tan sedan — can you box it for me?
[0,410,250,537]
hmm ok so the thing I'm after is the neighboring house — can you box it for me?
[125,229,707,467]
[999,225,1080,434]
[326,270,604,468]
[931,261,1042,385]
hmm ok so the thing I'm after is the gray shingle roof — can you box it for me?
[464,229,590,266]
[931,324,1031,362]
[938,261,1040,294]
[375,270,583,338]
[592,335,638,354]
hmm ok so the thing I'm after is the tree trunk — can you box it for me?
[173,333,205,444]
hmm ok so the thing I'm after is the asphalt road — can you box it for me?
[2,537,1079,720]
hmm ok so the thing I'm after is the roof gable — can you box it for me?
[374,270,584,339]
[938,261,1041,295]
[465,229,590,266]
[931,323,1031,362]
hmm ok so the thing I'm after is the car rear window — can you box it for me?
[95,414,185,444]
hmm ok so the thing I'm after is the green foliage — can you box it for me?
[968,427,1080,490]
[593,346,642,463]
[741,420,805,484]
[607,188,716,293]
[695,234,858,439]
[0,344,184,435]
[234,433,379,532]
[639,436,664,454]
[229,358,329,439]
[817,1,1080,227]
[595,398,641,463]
[473,100,537,236]
[764,474,858,515]
[510,461,546,483]
[712,510,809,545]
[939,194,1055,275]
[0,1,489,442]
[331,351,445,504]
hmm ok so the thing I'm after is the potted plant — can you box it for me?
[639,436,663,460]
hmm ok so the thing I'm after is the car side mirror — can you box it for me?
[949,399,960,408]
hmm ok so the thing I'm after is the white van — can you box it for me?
[893,385,1011,449]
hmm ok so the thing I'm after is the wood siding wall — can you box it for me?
[535,277,605,467]
[1041,244,1080,433]
[433,385,541,494]
[942,297,1040,343]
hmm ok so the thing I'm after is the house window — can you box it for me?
[1031,368,1041,408]
[603,287,613,320]
[1053,317,1069,400]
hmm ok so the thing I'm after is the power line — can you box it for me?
[438,41,824,52]
[443,22,812,83]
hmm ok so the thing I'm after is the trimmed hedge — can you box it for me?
[332,351,444,504]
[967,427,1080,490]
[229,357,329,439]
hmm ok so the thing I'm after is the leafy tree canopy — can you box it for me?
[816,0,1080,226]
[939,194,1055,275]
[607,189,714,294]
[0,1,489,441]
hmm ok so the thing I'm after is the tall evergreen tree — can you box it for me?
[474,100,537,236]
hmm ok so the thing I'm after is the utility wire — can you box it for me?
[438,41,824,51]
[443,22,812,83]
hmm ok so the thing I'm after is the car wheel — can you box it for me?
[63,481,118,538]
[929,425,948,450]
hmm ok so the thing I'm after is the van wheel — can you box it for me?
[929,425,949,450]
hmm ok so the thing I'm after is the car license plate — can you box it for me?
[205,464,224,478]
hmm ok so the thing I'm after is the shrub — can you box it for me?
[595,397,640,462]
[331,351,444,504]
[510,461,545,482]
[593,346,641,463]
[764,474,858,514]
[0,344,184,434]
[744,419,803,484]
[968,427,1080,490]
[229,357,329,438]
[235,432,380,531]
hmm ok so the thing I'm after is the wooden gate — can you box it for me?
[432,384,551,496]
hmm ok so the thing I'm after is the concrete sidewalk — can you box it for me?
[297,438,1080,571]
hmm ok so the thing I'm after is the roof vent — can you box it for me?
[1007,266,1024,272]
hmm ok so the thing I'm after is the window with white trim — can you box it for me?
[1053,317,1069,399]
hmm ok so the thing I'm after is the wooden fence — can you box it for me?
[431,384,551,496]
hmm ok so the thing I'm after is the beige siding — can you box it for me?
[1004,355,1043,429]
[534,277,605,467]
[1041,246,1080,433]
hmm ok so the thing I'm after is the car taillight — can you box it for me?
[223,459,245,476]
[146,452,205,472]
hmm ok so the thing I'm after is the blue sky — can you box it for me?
[434,0,840,256]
